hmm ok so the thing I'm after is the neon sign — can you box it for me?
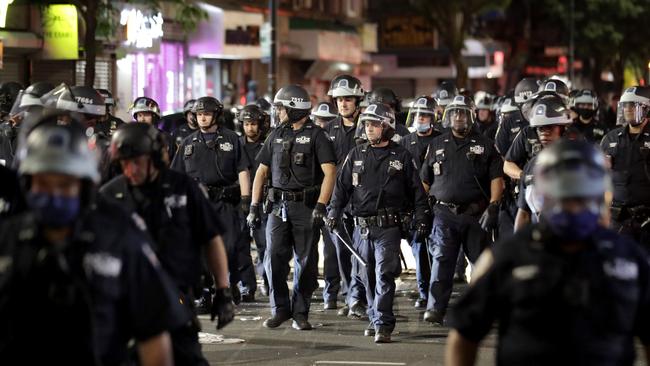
[0,0,14,28]
[120,8,163,49]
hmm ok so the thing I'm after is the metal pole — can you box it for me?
[268,0,277,97]
[569,0,575,83]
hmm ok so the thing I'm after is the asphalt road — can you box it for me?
[196,271,498,366]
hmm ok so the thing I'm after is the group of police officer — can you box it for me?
[1,70,650,363]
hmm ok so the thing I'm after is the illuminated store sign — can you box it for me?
[0,0,12,28]
[42,4,78,60]
[120,8,163,49]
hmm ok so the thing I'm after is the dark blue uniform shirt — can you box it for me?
[421,130,502,205]
[450,225,650,366]
[171,127,249,187]
[257,120,336,190]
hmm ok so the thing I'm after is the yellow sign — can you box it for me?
[0,0,13,28]
[42,4,78,60]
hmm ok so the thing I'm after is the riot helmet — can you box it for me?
[238,104,267,140]
[328,75,364,98]
[130,97,161,124]
[192,96,223,130]
[433,81,458,108]
[406,96,437,133]
[110,122,165,169]
[311,102,338,128]
[442,95,475,135]
[367,87,400,113]
[618,86,650,126]
[271,85,312,127]
[571,89,598,120]
[359,103,396,144]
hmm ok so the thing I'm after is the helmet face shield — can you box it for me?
[270,103,284,128]
[618,101,649,126]
[442,107,474,131]
[407,110,435,132]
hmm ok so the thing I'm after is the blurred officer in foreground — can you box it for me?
[446,139,650,366]
[101,123,235,365]
[602,86,650,250]
[420,95,504,325]
[401,95,440,309]
[327,103,430,343]
[247,85,337,330]
[0,112,178,365]
[324,75,368,318]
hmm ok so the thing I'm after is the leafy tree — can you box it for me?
[542,0,650,93]
[408,0,511,87]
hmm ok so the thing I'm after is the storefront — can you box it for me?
[115,4,186,121]
[187,2,264,105]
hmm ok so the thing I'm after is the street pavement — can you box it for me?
[197,269,498,366]
[196,241,650,366]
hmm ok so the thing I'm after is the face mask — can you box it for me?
[27,192,81,227]
[546,208,599,241]
[576,108,595,120]
[416,123,431,133]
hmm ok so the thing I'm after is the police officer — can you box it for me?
[433,81,458,124]
[503,79,571,181]
[100,122,235,365]
[401,95,440,308]
[474,94,497,140]
[324,75,369,318]
[247,84,337,330]
[326,103,431,342]
[236,104,269,301]
[420,95,504,325]
[446,139,650,365]
[568,89,608,143]
[0,82,54,167]
[311,101,338,128]
[0,113,179,365]
[494,78,538,156]
[129,96,177,160]
[171,96,251,303]
[601,86,650,250]
[311,100,342,308]
[172,99,198,147]
[95,88,125,137]
[0,81,22,121]
[513,96,573,230]
[366,87,411,138]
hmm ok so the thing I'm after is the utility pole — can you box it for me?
[268,0,277,97]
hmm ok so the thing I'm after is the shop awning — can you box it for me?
[0,31,42,51]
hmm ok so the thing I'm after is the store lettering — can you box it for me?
[120,8,164,49]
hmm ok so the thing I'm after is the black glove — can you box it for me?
[240,195,251,216]
[210,287,235,330]
[312,202,327,228]
[414,221,431,243]
[324,215,339,233]
[479,202,500,231]
[427,195,437,210]
[400,214,413,235]
[246,203,261,229]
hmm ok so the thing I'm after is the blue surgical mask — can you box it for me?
[546,207,599,241]
[416,123,431,133]
[26,192,81,227]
